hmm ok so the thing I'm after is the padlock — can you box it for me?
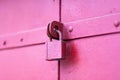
[46,29,66,61]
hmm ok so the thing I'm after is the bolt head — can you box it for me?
[69,26,73,32]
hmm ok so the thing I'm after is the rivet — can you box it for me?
[3,41,7,45]
[114,21,120,27]
[20,38,23,42]
[69,26,73,32]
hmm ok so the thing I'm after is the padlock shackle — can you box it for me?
[55,29,62,40]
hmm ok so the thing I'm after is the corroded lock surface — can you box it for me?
[47,21,63,40]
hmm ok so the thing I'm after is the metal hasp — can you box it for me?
[46,21,66,61]
[47,21,63,40]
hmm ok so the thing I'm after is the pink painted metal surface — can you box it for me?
[0,0,59,35]
[0,13,120,49]
[63,13,120,40]
[0,45,58,80]
[61,34,120,80]
[61,0,120,23]
[60,0,120,80]
[0,28,47,49]
[0,0,59,80]
[0,0,120,80]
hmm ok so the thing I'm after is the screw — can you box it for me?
[69,26,73,32]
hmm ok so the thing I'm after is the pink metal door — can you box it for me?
[0,0,59,80]
[61,0,120,80]
[0,0,120,80]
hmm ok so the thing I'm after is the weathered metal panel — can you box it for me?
[60,0,120,80]
[0,45,58,80]
[61,0,120,23]
[61,33,120,80]
[0,28,47,49]
[0,0,59,35]
[0,0,59,80]
[1,13,120,49]
[63,13,120,40]
[0,0,120,80]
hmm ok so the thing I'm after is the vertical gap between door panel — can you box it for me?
[58,0,62,80]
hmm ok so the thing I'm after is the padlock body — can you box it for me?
[46,40,66,60]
